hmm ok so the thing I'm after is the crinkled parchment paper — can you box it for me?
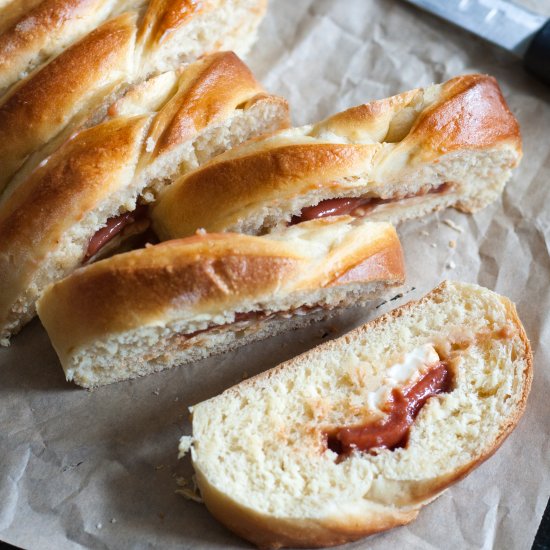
[1,1,549,548]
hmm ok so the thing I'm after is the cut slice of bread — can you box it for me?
[186,281,532,549]
[151,74,522,240]
[36,216,405,387]
[0,52,288,345]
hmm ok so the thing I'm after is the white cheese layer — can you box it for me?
[366,344,440,411]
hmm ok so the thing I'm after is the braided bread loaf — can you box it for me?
[151,74,522,240]
[0,0,267,195]
[0,52,288,345]
[36,216,405,387]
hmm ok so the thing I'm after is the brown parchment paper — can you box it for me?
[1,1,550,548]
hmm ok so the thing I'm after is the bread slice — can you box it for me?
[186,281,532,549]
[151,74,522,240]
[0,0,267,195]
[0,52,289,345]
[36,216,405,387]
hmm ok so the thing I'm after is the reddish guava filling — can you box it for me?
[290,183,452,225]
[84,204,150,260]
[326,361,452,456]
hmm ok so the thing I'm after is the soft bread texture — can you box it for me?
[151,74,522,239]
[0,51,289,345]
[187,281,532,549]
[0,0,267,195]
[36,217,405,387]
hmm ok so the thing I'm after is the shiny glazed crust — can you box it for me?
[152,74,522,239]
[0,13,136,193]
[190,281,533,549]
[0,51,289,343]
[139,51,284,160]
[321,75,520,157]
[36,218,404,358]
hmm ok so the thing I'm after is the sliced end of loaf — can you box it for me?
[36,217,404,385]
[188,281,532,548]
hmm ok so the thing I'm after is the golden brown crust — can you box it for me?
[0,13,136,194]
[410,74,522,161]
[320,75,521,158]
[314,89,421,142]
[0,0,112,94]
[192,281,532,549]
[36,220,404,354]
[145,51,269,157]
[330,244,405,286]
[152,143,377,238]
[0,115,148,247]
[0,0,44,35]
[37,235,301,348]
[0,115,150,330]
[0,1,268,196]
[137,0,209,53]
[152,74,522,239]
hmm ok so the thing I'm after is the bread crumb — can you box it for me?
[175,476,203,503]
[449,240,456,248]
[446,260,456,269]
[430,243,437,248]
[110,518,117,524]
[96,523,102,530]
[178,435,194,458]
[421,230,430,237]
[152,389,160,396]
[442,219,464,233]
[195,228,207,235]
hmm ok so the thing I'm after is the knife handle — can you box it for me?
[524,19,550,86]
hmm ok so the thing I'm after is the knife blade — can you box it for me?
[403,0,550,85]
